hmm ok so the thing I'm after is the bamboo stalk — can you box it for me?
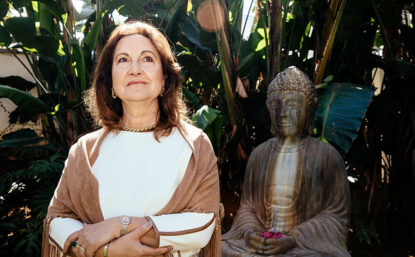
[96,0,104,58]
[268,0,282,81]
[209,0,240,126]
[314,0,347,85]
[370,0,393,58]
[321,0,341,44]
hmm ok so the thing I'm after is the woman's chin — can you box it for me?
[120,96,158,104]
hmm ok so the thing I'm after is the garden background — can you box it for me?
[0,0,414,256]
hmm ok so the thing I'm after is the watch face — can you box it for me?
[120,216,130,224]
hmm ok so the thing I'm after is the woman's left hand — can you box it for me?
[63,218,119,257]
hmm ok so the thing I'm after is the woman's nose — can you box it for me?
[129,60,142,75]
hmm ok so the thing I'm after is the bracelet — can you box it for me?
[104,243,109,257]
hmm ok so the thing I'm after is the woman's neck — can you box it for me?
[121,100,159,128]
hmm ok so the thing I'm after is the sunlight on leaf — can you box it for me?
[187,0,192,13]
[255,39,266,51]
[31,1,38,12]
[257,27,265,38]
[57,40,65,56]
[286,12,295,21]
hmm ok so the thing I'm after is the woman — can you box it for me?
[42,21,221,257]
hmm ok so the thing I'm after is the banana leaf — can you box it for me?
[84,0,120,50]
[0,25,12,46]
[0,0,9,21]
[178,16,210,52]
[0,85,49,113]
[314,82,374,155]
[0,76,36,91]
[37,0,68,23]
[0,129,44,148]
[72,43,87,93]
[182,87,202,110]
[192,105,223,151]
[4,17,60,57]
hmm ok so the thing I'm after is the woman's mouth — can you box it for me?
[127,81,148,86]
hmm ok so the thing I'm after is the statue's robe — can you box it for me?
[222,137,351,257]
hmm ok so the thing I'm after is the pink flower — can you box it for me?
[260,231,274,239]
[260,231,286,239]
[272,232,286,239]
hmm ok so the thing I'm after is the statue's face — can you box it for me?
[268,91,307,138]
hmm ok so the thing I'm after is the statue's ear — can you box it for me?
[271,127,278,137]
[266,101,271,112]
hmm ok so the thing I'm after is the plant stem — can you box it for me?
[314,0,347,84]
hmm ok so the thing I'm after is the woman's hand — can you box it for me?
[109,222,171,257]
[63,218,119,257]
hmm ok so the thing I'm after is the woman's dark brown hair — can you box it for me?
[85,20,187,139]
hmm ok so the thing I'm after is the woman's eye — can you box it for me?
[143,56,153,62]
[118,57,127,63]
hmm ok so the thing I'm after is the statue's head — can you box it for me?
[266,66,317,138]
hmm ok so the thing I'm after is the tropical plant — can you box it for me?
[0,0,96,254]
[1,0,413,256]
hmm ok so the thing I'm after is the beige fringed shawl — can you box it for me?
[42,122,221,257]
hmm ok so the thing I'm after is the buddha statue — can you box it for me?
[222,66,351,257]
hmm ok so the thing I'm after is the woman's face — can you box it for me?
[111,34,164,105]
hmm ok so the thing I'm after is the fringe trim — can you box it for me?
[199,214,221,257]
[49,244,63,257]
[42,215,78,257]
[42,216,54,257]
[179,208,221,257]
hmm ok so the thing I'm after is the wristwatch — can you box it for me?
[120,215,131,236]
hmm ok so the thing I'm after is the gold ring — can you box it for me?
[79,246,86,253]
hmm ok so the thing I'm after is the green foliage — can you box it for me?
[314,83,374,155]
[191,105,224,151]
[0,85,49,113]
[0,129,44,148]
[0,0,9,20]
[0,25,12,45]
[4,17,61,57]
[356,221,381,245]
[0,0,413,254]
[0,76,35,91]
[37,0,67,23]
[0,132,65,256]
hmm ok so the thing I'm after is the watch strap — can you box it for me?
[120,216,131,236]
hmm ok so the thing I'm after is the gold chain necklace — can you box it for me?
[120,120,157,132]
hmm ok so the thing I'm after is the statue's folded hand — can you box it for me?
[244,230,267,251]
[262,236,296,255]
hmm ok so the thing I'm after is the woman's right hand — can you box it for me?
[64,218,119,257]
[109,222,171,257]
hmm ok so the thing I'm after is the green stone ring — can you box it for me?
[71,241,78,247]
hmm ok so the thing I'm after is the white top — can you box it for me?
[50,128,215,257]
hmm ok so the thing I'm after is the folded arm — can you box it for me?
[49,212,215,256]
